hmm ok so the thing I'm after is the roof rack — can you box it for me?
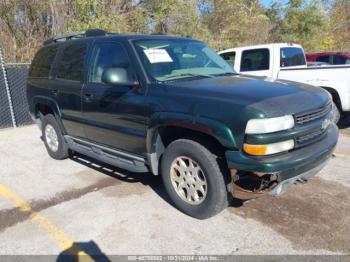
[150,33,167,35]
[43,29,107,45]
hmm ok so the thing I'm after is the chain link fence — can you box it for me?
[0,48,32,129]
[6,63,33,126]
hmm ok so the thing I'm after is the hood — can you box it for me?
[164,75,330,117]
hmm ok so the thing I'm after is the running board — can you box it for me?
[64,136,148,173]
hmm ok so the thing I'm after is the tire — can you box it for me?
[42,114,69,160]
[332,102,341,124]
[161,139,228,219]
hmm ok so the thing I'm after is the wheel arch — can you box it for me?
[146,112,237,175]
[32,96,66,133]
[320,86,343,112]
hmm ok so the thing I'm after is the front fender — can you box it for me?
[147,112,238,152]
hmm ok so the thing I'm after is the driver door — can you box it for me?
[82,41,148,154]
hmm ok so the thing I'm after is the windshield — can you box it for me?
[280,47,306,67]
[133,39,235,81]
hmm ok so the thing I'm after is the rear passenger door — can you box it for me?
[82,41,148,155]
[52,42,88,138]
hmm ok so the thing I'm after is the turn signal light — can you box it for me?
[244,140,294,156]
[243,144,267,156]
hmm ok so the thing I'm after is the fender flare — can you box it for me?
[146,112,237,175]
[31,96,66,133]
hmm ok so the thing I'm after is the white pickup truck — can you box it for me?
[218,43,350,122]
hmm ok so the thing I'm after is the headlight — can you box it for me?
[244,140,295,156]
[245,115,295,134]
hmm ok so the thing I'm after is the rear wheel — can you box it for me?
[161,139,228,219]
[42,114,69,160]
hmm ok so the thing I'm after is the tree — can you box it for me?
[0,0,349,62]
[0,0,51,62]
[201,0,271,50]
[141,0,208,40]
[65,0,131,33]
[329,0,350,51]
[266,0,330,52]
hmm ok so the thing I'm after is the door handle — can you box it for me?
[52,89,58,96]
[83,93,94,102]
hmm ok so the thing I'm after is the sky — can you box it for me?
[260,0,314,7]
[261,0,274,6]
[260,0,291,7]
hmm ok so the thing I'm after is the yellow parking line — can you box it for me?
[0,183,94,262]
[333,152,350,160]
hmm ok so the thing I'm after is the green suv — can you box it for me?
[27,29,338,219]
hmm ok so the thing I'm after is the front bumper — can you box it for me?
[268,159,328,196]
[226,123,338,199]
[226,123,338,180]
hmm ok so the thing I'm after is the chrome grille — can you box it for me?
[296,129,324,144]
[295,103,332,125]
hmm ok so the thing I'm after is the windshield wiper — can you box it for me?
[163,73,214,81]
[213,72,237,76]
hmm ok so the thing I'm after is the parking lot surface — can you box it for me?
[0,121,349,257]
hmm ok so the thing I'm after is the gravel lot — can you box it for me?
[0,120,349,258]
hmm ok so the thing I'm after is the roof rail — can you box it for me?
[151,32,167,35]
[43,29,107,45]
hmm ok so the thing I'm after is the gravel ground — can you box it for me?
[0,122,349,258]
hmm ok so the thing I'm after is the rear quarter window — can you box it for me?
[29,46,58,78]
[280,47,306,67]
[57,44,87,81]
[240,49,269,71]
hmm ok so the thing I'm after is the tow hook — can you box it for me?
[230,169,279,200]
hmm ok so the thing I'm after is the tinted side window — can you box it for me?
[332,55,347,65]
[30,47,58,77]
[240,49,269,71]
[89,42,132,83]
[280,47,306,67]
[57,44,86,81]
[315,55,330,63]
[220,52,236,66]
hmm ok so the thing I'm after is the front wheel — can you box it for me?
[161,139,228,219]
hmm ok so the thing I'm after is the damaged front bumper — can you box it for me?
[226,123,338,200]
[268,161,327,196]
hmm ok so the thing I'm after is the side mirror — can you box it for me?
[101,67,138,86]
